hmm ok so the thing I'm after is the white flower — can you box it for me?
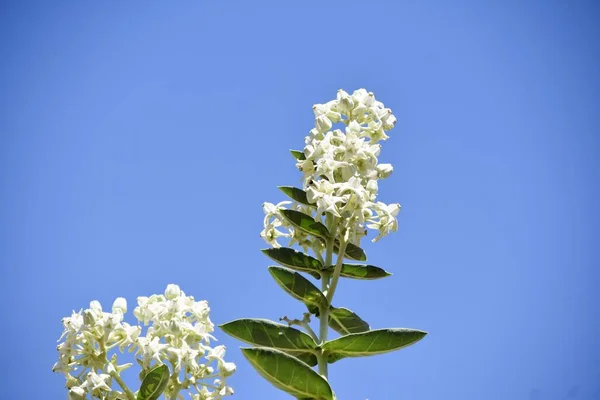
[89,300,102,313]
[367,202,401,242]
[377,163,393,179]
[381,109,397,130]
[84,371,111,394]
[306,179,344,218]
[336,89,354,113]
[260,201,293,248]
[221,361,236,377]
[67,386,86,400]
[165,283,181,300]
[315,115,332,133]
[112,297,127,314]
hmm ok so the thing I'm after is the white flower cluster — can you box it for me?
[53,284,235,400]
[261,89,400,248]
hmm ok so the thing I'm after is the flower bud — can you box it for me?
[67,386,86,400]
[89,300,102,312]
[315,115,332,133]
[352,102,367,121]
[381,109,397,131]
[366,179,378,195]
[377,163,393,179]
[83,309,97,326]
[327,110,341,123]
[337,89,354,114]
[112,297,127,314]
[65,373,81,388]
[106,362,116,375]
[312,103,325,117]
[169,319,181,334]
[388,203,401,216]
[165,284,181,300]
[221,361,237,377]
[351,88,369,104]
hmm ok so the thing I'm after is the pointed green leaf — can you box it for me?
[219,318,319,366]
[290,149,306,161]
[278,186,315,207]
[328,307,370,335]
[137,364,169,400]
[242,347,334,400]
[323,328,427,363]
[269,266,327,314]
[291,352,319,367]
[262,247,323,279]
[280,209,330,239]
[324,264,391,280]
[334,240,367,261]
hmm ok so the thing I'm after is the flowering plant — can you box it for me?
[220,89,427,399]
[53,284,235,400]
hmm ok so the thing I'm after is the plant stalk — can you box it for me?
[317,214,339,379]
[326,238,347,304]
[110,371,136,400]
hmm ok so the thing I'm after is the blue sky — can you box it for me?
[1,1,599,399]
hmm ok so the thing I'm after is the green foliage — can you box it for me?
[241,348,334,400]
[280,209,331,239]
[334,240,367,261]
[328,307,370,335]
[278,186,315,207]
[220,319,319,366]
[268,266,327,314]
[290,149,306,161]
[262,247,322,279]
[324,263,391,280]
[137,364,169,400]
[322,328,428,363]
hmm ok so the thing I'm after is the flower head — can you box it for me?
[261,89,400,247]
[54,285,235,399]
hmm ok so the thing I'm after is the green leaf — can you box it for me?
[269,266,327,314]
[137,364,169,400]
[290,352,319,367]
[322,328,427,363]
[278,186,315,207]
[290,149,306,161]
[219,318,319,366]
[325,264,391,280]
[280,209,330,239]
[262,247,323,279]
[334,241,367,261]
[242,347,334,400]
[328,307,370,335]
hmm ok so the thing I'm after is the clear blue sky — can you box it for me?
[1,1,599,399]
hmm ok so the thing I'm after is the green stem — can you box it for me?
[110,371,136,400]
[300,320,319,343]
[326,237,347,304]
[167,365,181,400]
[169,384,180,400]
[317,214,339,379]
[313,245,325,266]
[318,268,330,378]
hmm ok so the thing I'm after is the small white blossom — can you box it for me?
[67,386,85,400]
[112,297,127,314]
[377,163,394,179]
[165,283,181,300]
[85,371,111,394]
[315,114,332,133]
